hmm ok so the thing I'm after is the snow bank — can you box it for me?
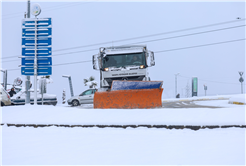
[194,100,245,108]
[1,104,245,125]
[229,94,246,105]
[162,94,233,102]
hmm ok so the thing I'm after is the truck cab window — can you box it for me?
[103,52,145,68]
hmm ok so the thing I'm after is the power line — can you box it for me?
[155,38,245,53]
[179,75,244,85]
[52,60,91,67]
[125,25,245,45]
[2,18,244,60]
[6,60,92,71]
[2,19,245,59]
[199,78,245,85]
[2,24,245,61]
[2,48,97,63]
[49,19,246,53]
[2,38,245,64]
[4,37,245,72]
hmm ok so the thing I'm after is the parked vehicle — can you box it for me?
[0,86,11,106]
[67,89,97,106]
[11,89,57,106]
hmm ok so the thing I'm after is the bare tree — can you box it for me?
[185,81,191,98]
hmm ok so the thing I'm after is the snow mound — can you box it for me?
[229,94,246,105]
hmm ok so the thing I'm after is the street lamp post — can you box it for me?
[62,75,74,97]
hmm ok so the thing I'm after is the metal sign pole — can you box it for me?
[241,82,243,94]
[25,0,31,104]
[239,71,244,94]
[34,18,37,105]
[41,80,44,105]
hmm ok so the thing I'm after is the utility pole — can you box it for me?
[25,0,31,104]
[239,71,244,94]
[175,73,179,97]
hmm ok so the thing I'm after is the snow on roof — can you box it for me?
[104,46,145,55]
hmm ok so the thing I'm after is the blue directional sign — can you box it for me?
[22,47,52,56]
[21,18,52,76]
[22,57,52,66]
[22,28,52,37]
[22,37,52,46]
[21,67,52,76]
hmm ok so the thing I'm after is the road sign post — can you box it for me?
[21,16,52,105]
[204,84,207,96]
[239,71,244,94]
[26,0,31,104]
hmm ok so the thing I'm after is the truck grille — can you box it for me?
[105,76,145,86]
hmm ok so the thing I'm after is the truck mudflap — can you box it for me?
[94,81,163,109]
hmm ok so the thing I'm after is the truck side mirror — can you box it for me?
[150,51,155,66]
[146,51,155,67]
[92,54,100,70]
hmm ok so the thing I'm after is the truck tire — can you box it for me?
[72,100,80,107]
[1,102,5,107]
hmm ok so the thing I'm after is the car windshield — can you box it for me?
[80,90,93,96]
[102,52,146,68]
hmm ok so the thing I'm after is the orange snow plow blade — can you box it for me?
[94,81,163,109]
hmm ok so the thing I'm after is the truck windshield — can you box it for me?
[102,52,146,68]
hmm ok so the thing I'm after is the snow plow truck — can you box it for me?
[92,45,163,109]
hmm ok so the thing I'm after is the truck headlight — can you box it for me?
[140,65,145,69]
[104,68,109,71]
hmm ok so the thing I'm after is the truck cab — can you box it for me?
[92,45,155,88]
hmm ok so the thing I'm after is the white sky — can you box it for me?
[1,0,245,102]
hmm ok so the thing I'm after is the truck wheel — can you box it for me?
[1,102,5,107]
[72,100,80,107]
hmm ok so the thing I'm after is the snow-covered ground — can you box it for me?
[1,104,245,125]
[0,94,245,165]
[1,127,245,165]
[162,94,235,102]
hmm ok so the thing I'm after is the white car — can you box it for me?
[67,89,97,106]
[0,86,11,106]
[11,89,57,106]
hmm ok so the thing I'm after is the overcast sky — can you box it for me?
[1,0,245,102]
